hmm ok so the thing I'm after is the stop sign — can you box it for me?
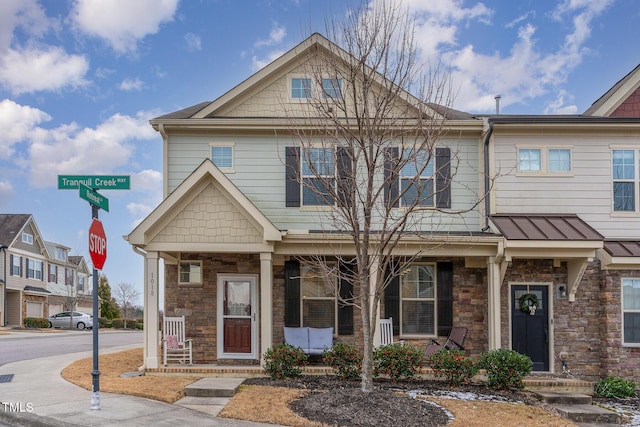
[88,218,107,270]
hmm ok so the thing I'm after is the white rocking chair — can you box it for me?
[379,317,394,346]
[162,315,193,366]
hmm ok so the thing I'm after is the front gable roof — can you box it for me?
[584,64,640,117]
[126,159,281,250]
[0,214,48,256]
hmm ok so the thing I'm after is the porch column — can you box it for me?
[371,258,382,347]
[487,257,502,349]
[259,252,273,364]
[143,251,160,369]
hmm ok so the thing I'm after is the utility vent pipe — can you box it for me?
[495,95,501,115]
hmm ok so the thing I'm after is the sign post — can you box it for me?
[58,174,129,411]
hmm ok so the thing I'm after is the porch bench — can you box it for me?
[284,326,334,355]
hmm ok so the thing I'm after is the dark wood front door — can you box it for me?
[222,279,253,354]
[511,285,549,371]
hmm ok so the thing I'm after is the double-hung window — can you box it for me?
[322,78,342,98]
[613,149,636,212]
[302,147,335,206]
[622,278,640,345]
[517,147,572,174]
[301,264,336,329]
[27,259,43,280]
[211,144,234,172]
[11,256,21,276]
[48,264,57,282]
[65,268,74,286]
[400,264,436,335]
[400,149,434,207]
[78,276,85,291]
[518,148,541,172]
[291,78,312,99]
[179,261,202,284]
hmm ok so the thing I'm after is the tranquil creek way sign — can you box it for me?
[58,175,130,190]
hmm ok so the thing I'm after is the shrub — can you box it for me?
[263,344,308,379]
[373,343,423,382]
[24,317,50,328]
[428,349,478,386]
[594,376,637,398]
[98,317,112,328]
[112,318,124,329]
[323,342,362,380]
[478,349,532,389]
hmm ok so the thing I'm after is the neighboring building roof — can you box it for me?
[0,214,32,247]
[24,285,51,294]
[490,214,603,241]
[603,240,640,257]
[153,101,210,120]
[584,64,640,117]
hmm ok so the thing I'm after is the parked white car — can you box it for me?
[48,311,93,330]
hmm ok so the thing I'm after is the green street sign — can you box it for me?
[58,175,130,190]
[79,184,109,212]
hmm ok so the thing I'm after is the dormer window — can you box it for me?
[22,232,33,244]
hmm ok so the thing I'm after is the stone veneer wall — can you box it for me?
[164,253,261,364]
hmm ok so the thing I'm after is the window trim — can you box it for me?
[27,259,43,280]
[399,148,435,208]
[612,149,637,213]
[22,232,33,244]
[11,255,21,277]
[210,143,235,173]
[289,74,343,100]
[300,263,338,331]
[622,277,640,347]
[179,260,203,285]
[516,145,573,176]
[399,263,437,337]
[300,146,336,207]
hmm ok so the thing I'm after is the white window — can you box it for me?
[48,264,57,282]
[291,78,312,99]
[400,149,434,207]
[622,278,640,345]
[77,276,85,291]
[613,149,636,212]
[301,264,336,329]
[55,247,67,262]
[27,259,43,280]
[11,256,21,276]
[301,147,335,206]
[65,268,74,286]
[22,232,33,244]
[517,147,572,174]
[210,144,234,171]
[179,261,202,284]
[400,264,436,335]
[322,78,342,98]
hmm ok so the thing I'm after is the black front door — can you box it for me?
[511,285,549,371]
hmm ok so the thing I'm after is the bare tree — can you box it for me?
[281,1,489,392]
[114,282,141,327]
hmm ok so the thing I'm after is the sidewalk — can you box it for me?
[0,331,275,426]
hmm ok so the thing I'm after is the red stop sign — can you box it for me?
[89,219,107,270]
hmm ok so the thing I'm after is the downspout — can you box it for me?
[482,118,494,231]
[158,123,169,198]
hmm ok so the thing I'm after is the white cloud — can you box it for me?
[254,24,286,48]
[0,0,51,51]
[70,0,180,53]
[0,180,15,207]
[252,50,287,72]
[128,169,163,226]
[0,99,51,156]
[184,32,202,52]
[0,47,89,95]
[28,112,158,187]
[119,77,144,91]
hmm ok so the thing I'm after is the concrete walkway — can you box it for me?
[0,331,275,426]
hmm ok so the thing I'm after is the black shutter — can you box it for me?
[384,147,399,208]
[336,147,352,208]
[384,267,400,335]
[437,262,453,336]
[284,260,301,327]
[25,257,29,279]
[285,147,300,207]
[338,260,354,335]
[435,147,451,209]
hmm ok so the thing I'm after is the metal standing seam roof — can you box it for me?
[603,240,640,257]
[490,214,603,241]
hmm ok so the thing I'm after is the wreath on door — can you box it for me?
[519,293,539,315]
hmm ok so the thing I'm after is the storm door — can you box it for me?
[217,275,257,359]
[511,284,550,371]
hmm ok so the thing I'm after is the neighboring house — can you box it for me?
[45,241,93,315]
[127,33,640,381]
[0,214,50,326]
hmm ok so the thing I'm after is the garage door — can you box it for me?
[26,302,43,318]
[49,304,63,316]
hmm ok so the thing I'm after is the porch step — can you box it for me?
[183,377,245,398]
[553,404,621,425]
[524,376,594,395]
[534,390,592,405]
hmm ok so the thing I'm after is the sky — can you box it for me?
[0,0,638,306]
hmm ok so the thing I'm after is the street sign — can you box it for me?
[58,175,130,190]
[88,219,107,270]
[79,184,109,212]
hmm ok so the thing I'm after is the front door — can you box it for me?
[217,275,257,359]
[511,285,549,371]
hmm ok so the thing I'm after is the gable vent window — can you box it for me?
[291,78,312,99]
[210,144,234,172]
[22,232,33,244]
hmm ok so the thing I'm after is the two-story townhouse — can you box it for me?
[127,34,505,370]
[46,242,93,315]
[0,214,51,326]
[486,64,640,380]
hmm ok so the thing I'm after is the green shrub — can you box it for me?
[323,342,362,380]
[112,318,124,329]
[594,376,637,398]
[373,343,423,382]
[136,323,143,330]
[24,317,50,328]
[478,349,532,389]
[263,344,308,379]
[98,317,112,328]
[428,349,478,386]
